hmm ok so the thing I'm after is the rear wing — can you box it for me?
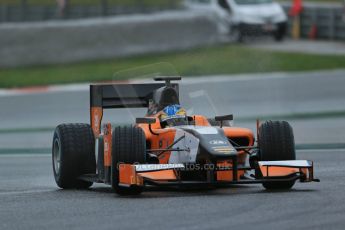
[90,83,178,136]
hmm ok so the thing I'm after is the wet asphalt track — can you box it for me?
[1,70,345,229]
[1,69,345,149]
[0,150,343,230]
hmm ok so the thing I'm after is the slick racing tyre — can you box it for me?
[258,121,296,190]
[111,125,146,195]
[52,123,96,189]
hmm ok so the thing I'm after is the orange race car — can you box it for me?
[52,77,319,195]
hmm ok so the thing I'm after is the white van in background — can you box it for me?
[184,0,288,42]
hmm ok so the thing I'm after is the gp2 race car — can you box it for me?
[52,77,319,195]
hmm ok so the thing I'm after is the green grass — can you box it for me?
[1,44,345,88]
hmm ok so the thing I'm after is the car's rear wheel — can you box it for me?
[52,123,96,189]
[111,125,146,195]
[258,121,296,190]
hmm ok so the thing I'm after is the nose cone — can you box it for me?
[178,126,238,159]
[200,136,238,159]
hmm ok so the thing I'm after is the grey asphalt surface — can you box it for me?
[1,69,345,149]
[0,70,345,229]
[0,150,341,230]
[248,40,345,56]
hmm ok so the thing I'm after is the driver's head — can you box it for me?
[160,104,187,127]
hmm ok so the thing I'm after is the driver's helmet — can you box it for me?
[160,104,187,127]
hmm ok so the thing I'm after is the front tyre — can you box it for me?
[258,121,296,190]
[52,123,96,189]
[111,125,146,195]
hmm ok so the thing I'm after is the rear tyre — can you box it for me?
[111,125,146,195]
[258,121,296,190]
[52,123,96,189]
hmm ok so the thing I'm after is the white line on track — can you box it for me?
[0,154,50,158]
[0,189,54,196]
[297,149,345,153]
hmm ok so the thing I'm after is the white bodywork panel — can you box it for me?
[168,129,200,164]
[135,164,185,172]
[180,125,219,134]
[259,160,312,168]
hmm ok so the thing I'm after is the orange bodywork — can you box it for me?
[118,164,177,185]
[193,115,210,126]
[260,166,299,177]
[87,83,317,190]
[137,114,255,165]
[92,108,257,183]
[118,163,313,187]
[138,117,177,164]
[95,112,256,177]
[223,127,254,165]
[118,164,144,186]
[122,114,256,184]
[259,166,313,181]
[222,127,254,145]
[138,170,177,181]
[103,123,112,167]
[216,160,245,181]
[91,106,103,137]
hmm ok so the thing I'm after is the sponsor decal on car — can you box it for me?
[209,140,227,145]
[212,146,235,154]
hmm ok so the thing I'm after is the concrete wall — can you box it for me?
[0,2,181,23]
[1,3,343,68]
[0,11,219,68]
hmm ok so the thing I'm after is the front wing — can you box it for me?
[117,160,319,188]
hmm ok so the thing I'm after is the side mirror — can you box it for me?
[187,116,194,122]
[215,114,233,128]
[136,117,156,125]
[215,114,233,122]
[136,117,159,135]
[153,77,182,81]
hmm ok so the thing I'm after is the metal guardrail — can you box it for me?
[282,4,345,40]
[0,2,344,41]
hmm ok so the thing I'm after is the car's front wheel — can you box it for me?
[258,121,296,190]
[111,125,146,195]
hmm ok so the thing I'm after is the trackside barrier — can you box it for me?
[282,3,345,40]
[0,11,219,68]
